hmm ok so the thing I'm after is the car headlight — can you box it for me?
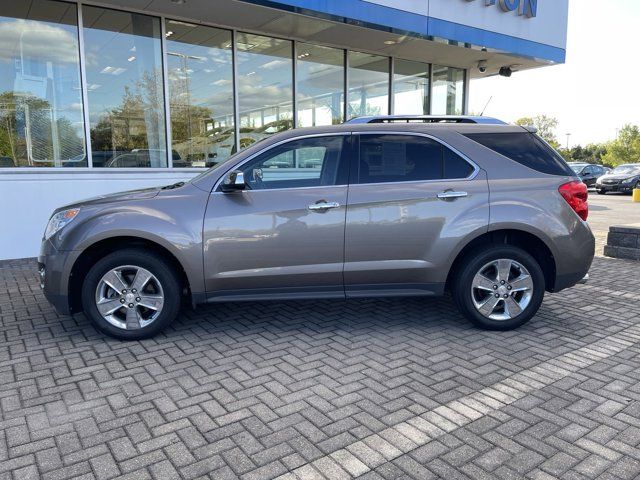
[621,176,639,185]
[44,208,80,240]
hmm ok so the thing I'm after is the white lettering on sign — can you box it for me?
[465,0,537,18]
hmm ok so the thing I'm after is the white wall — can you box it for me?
[0,170,201,260]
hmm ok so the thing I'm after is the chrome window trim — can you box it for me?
[352,131,480,183]
[212,132,352,192]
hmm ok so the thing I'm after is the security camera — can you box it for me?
[499,66,513,78]
[477,60,487,73]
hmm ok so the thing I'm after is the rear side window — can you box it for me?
[444,148,474,179]
[357,134,474,184]
[464,132,574,176]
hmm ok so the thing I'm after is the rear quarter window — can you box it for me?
[464,132,574,176]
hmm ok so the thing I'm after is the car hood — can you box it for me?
[56,187,161,212]
[598,173,640,181]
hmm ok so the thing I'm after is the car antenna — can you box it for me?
[480,96,493,116]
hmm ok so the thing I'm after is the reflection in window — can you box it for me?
[240,136,345,190]
[237,33,293,150]
[0,0,86,167]
[166,21,234,168]
[358,135,442,184]
[432,66,465,115]
[393,59,429,115]
[296,44,344,127]
[348,52,389,119]
[83,7,166,167]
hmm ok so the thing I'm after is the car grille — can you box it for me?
[603,179,620,185]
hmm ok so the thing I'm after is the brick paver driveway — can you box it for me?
[1,256,640,480]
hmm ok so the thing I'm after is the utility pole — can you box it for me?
[565,133,571,150]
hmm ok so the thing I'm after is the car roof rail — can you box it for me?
[345,115,507,125]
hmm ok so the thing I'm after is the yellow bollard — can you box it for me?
[634,188,640,203]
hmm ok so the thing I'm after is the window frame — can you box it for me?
[214,132,352,192]
[351,132,479,186]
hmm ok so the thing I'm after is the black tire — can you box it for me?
[452,245,545,331]
[81,249,181,340]
[596,189,606,195]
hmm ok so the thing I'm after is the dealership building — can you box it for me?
[0,0,568,260]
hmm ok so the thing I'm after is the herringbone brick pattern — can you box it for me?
[0,256,639,479]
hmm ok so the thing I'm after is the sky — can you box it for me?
[469,0,640,148]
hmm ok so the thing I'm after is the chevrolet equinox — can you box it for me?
[39,120,595,339]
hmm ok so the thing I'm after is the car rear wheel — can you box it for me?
[452,246,545,331]
[81,249,181,340]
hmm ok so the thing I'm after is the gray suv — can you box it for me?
[39,121,594,340]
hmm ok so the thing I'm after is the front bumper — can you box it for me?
[38,240,73,315]
[596,183,635,193]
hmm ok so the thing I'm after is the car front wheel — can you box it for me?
[452,246,545,331]
[81,249,181,340]
[596,189,606,195]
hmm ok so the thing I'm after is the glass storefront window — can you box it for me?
[166,21,234,168]
[393,59,429,116]
[83,7,166,168]
[237,33,293,149]
[296,44,344,127]
[347,51,389,119]
[0,0,86,168]
[432,66,465,115]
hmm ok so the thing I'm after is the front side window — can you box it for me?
[0,0,86,168]
[238,136,346,190]
[357,135,473,184]
[83,7,167,168]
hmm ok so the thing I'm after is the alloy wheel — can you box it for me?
[471,259,534,321]
[95,265,164,330]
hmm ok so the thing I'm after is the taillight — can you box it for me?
[559,181,588,221]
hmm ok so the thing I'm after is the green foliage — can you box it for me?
[558,143,608,165]
[602,124,640,167]
[515,114,639,168]
[515,115,560,149]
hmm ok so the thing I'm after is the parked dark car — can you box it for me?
[595,163,640,194]
[568,163,608,188]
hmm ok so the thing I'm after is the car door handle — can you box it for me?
[308,201,340,211]
[437,191,468,200]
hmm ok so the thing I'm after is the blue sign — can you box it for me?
[467,0,538,18]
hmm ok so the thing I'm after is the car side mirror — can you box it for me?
[221,170,246,192]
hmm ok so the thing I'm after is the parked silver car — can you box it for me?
[39,120,594,339]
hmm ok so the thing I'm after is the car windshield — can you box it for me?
[570,165,587,173]
[612,165,640,175]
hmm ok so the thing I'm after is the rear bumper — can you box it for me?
[554,270,590,292]
[551,219,595,293]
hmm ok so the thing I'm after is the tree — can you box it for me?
[515,115,560,149]
[558,143,608,165]
[601,124,640,167]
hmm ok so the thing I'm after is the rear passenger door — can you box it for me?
[344,133,489,297]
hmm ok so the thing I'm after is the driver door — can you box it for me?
[202,134,351,300]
